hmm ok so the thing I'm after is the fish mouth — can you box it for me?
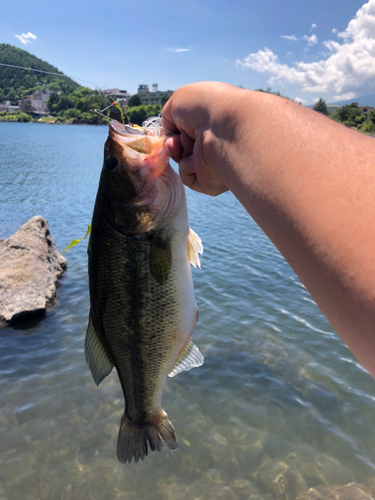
[109,120,147,137]
[105,119,182,231]
[108,121,170,178]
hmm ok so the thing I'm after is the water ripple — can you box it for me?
[1,123,375,499]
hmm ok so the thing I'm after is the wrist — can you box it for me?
[202,85,255,188]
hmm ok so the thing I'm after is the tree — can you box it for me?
[0,43,79,99]
[6,87,16,104]
[55,95,74,112]
[76,97,89,112]
[127,94,141,107]
[126,105,147,125]
[337,103,362,124]
[126,104,162,126]
[256,87,281,96]
[359,119,375,134]
[47,92,60,112]
[313,98,328,116]
[161,94,170,106]
[48,82,61,92]
[354,115,366,125]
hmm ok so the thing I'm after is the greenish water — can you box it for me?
[1,122,375,500]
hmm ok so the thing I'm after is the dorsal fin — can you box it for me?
[168,339,204,378]
[187,228,203,268]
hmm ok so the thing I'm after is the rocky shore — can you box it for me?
[0,216,66,325]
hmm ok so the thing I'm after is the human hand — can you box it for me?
[161,82,235,196]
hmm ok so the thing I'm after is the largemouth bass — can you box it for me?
[86,119,204,464]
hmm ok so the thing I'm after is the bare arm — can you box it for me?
[162,82,375,377]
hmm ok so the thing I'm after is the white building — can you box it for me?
[101,89,132,101]
[31,89,51,113]
[138,84,174,106]
[326,104,341,114]
[0,101,20,113]
[21,89,51,115]
[359,106,374,118]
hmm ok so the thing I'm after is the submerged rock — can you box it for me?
[253,455,307,500]
[0,216,66,325]
[296,481,375,499]
[253,452,354,499]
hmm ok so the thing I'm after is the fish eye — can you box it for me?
[105,156,118,171]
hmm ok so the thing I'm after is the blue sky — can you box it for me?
[1,0,374,104]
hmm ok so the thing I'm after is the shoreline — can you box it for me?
[1,119,374,136]
[0,118,107,126]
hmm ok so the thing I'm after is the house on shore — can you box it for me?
[358,106,374,118]
[327,104,374,119]
[0,101,20,113]
[20,89,51,116]
[138,84,174,106]
[100,89,132,101]
[326,104,341,114]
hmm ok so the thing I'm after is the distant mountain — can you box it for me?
[0,44,78,104]
[307,94,375,109]
[327,94,375,107]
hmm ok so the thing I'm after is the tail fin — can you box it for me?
[116,411,178,464]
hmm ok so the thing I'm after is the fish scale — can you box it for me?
[85,120,204,464]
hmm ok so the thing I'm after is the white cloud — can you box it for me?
[332,92,356,101]
[310,23,318,31]
[295,97,307,104]
[322,39,341,52]
[286,51,293,57]
[302,34,318,45]
[338,1,375,39]
[14,32,37,45]
[332,28,338,34]
[313,97,320,103]
[236,0,375,95]
[281,35,298,41]
[166,48,191,52]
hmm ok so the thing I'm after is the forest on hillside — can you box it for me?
[0,44,164,125]
[0,44,78,103]
[1,45,374,132]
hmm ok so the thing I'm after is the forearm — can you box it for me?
[212,89,375,375]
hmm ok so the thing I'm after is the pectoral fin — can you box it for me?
[187,228,203,268]
[149,231,172,284]
[168,339,204,377]
[85,313,114,386]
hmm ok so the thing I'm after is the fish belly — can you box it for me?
[88,197,197,462]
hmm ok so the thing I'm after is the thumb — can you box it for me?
[165,135,182,163]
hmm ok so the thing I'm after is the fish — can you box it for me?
[85,119,204,464]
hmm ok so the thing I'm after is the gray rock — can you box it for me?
[0,216,66,324]
[296,481,375,499]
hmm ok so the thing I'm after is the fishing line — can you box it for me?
[0,62,175,135]
[94,109,114,121]
[0,62,104,89]
[1,61,120,121]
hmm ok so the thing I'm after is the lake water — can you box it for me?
[1,122,375,500]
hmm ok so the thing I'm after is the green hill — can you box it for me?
[0,44,78,104]
[0,44,162,126]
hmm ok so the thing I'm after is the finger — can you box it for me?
[161,103,178,135]
[165,136,182,163]
[180,131,195,159]
[179,155,204,194]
